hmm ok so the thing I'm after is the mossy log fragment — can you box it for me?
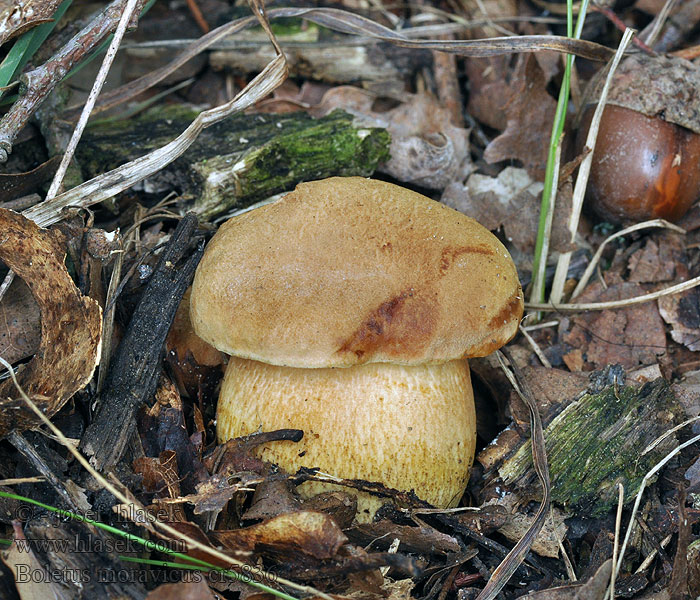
[498,378,682,517]
[76,107,391,220]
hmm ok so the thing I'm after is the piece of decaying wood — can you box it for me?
[80,213,203,470]
[495,378,683,516]
[76,108,391,220]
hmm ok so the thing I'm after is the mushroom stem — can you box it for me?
[217,356,476,522]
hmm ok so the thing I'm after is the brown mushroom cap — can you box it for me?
[191,177,523,368]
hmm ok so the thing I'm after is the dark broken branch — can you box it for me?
[80,213,203,470]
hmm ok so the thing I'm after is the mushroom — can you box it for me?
[190,177,523,521]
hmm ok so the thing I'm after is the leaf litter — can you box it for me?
[0,0,699,599]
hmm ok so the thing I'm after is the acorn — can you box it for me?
[578,54,700,224]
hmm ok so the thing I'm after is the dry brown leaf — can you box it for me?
[0,208,101,435]
[167,518,249,568]
[302,491,357,530]
[134,450,187,524]
[507,366,589,429]
[442,167,542,229]
[187,473,246,516]
[483,54,557,180]
[487,495,568,558]
[0,0,63,46]
[214,511,347,561]
[137,380,210,493]
[243,479,302,521]
[0,277,40,365]
[627,235,685,283]
[349,519,461,556]
[658,287,700,351]
[454,504,509,535]
[465,57,510,131]
[0,156,60,200]
[345,574,414,600]
[560,280,667,370]
[442,167,572,257]
[314,87,472,188]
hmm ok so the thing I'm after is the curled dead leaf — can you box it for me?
[658,287,700,351]
[0,277,40,365]
[482,55,557,180]
[0,1,64,47]
[214,511,347,561]
[313,87,472,188]
[0,208,101,435]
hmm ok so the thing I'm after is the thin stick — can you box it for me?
[186,0,210,33]
[549,27,635,304]
[642,415,700,455]
[558,537,577,581]
[0,477,44,485]
[45,0,142,200]
[527,273,700,312]
[7,431,78,510]
[610,483,624,600]
[634,533,672,573]
[519,324,552,368]
[570,219,685,300]
[521,320,560,331]
[592,6,653,53]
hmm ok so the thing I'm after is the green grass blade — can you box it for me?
[0,490,298,600]
[0,35,33,91]
[529,0,590,310]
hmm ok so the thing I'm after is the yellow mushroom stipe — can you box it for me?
[191,177,524,522]
[217,356,476,522]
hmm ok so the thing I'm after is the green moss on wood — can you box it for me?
[77,107,390,220]
[193,112,391,218]
[499,379,682,517]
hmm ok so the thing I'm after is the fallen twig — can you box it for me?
[0,0,143,162]
[526,274,700,312]
[80,213,202,469]
[45,0,143,199]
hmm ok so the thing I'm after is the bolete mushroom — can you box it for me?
[190,177,523,521]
